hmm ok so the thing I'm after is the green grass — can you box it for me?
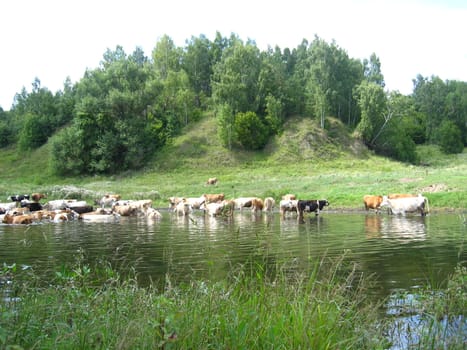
[2,255,465,349]
[0,254,389,349]
[0,115,465,210]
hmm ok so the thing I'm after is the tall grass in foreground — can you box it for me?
[1,257,465,349]
[1,255,388,349]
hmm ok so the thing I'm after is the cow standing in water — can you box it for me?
[363,195,384,213]
[297,199,329,218]
[381,195,429,216]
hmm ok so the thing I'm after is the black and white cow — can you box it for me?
[297,199,329,218]
[20,200,43,212]
[10,194,30,202]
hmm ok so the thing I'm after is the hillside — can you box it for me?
[0,114,465,211]
[149,115,369,171]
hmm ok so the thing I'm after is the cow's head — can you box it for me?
[380,196,390,207]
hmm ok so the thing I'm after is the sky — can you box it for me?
[1,0,466,110]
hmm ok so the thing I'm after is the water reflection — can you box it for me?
[386,292,467,349]
[381,216,426,243]
[0,213,464,296]
[364,215,382,238]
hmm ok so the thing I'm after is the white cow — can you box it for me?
[279,199,298,218]
[201,202,225,217]
[174,200,193,216]
[233,197,256,210]
[184,196,206,209]
[168,196,184,210]
[263,197,275,213]
[381,195,429,216]
[144,207,162,220]
[98,194,121,208]
[0,202,17,212]
[44,199,78,210]
[79,208,120,222]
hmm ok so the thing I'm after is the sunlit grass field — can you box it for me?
[0,116,465,210]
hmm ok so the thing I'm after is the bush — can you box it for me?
[50,126,87,175]
[234,111,270,150]
[18,113,49,151]
[436,120,464,154]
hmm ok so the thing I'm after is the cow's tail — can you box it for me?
[424,196,430,215]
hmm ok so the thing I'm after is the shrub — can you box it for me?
[234,111,270,150]
[436,120,464,154]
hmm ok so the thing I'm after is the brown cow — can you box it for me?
[363,195,383,213]
[388,193,418,199]
[112,204,138,217]
[282,194,296,201]
[2,213,34,225]
[206,177,218,185]
[251,198,264,214]
[31,193,47,202]
[203,193,225,204]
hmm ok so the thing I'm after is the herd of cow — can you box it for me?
[0,193,161,225]
[0,189,429,225]
[168,193,329,220]
[363,193,429,216]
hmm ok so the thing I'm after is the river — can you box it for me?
[0,210,465,347]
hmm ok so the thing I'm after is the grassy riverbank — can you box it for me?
[1,255,465,349]
[0,120,465,211]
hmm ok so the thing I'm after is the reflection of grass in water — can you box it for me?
[386,264,467,349]
[1,253,390,349]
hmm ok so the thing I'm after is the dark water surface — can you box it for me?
[0,211,465,297]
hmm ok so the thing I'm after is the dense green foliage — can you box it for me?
[0,33,465,175]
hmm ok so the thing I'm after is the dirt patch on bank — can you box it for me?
[419,183,448,193]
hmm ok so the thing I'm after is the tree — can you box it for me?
[356,83,418,163]
[234,111,269,150]
[50,125,86,175]
[54,46,166,174]
[10,78,60,149]
[212,39,262,114]
[412,75,447,143]
[0,107,12,147]
[444,80,467,145]
[390,92,426,144]
[287,39,309,115]
[183,34,214,105]
[306,37,363,128]
[264,94,284,134]
[152,35,182,80]
[18,113,49,151]
[217,103,235,149]
[257,46,288,117]
[355,81,387,147]
[363,53,385,87]
[436,120,464,154]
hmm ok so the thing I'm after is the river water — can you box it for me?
[0,210,465,346]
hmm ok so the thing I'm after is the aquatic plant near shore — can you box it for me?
[0,254,389,349]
